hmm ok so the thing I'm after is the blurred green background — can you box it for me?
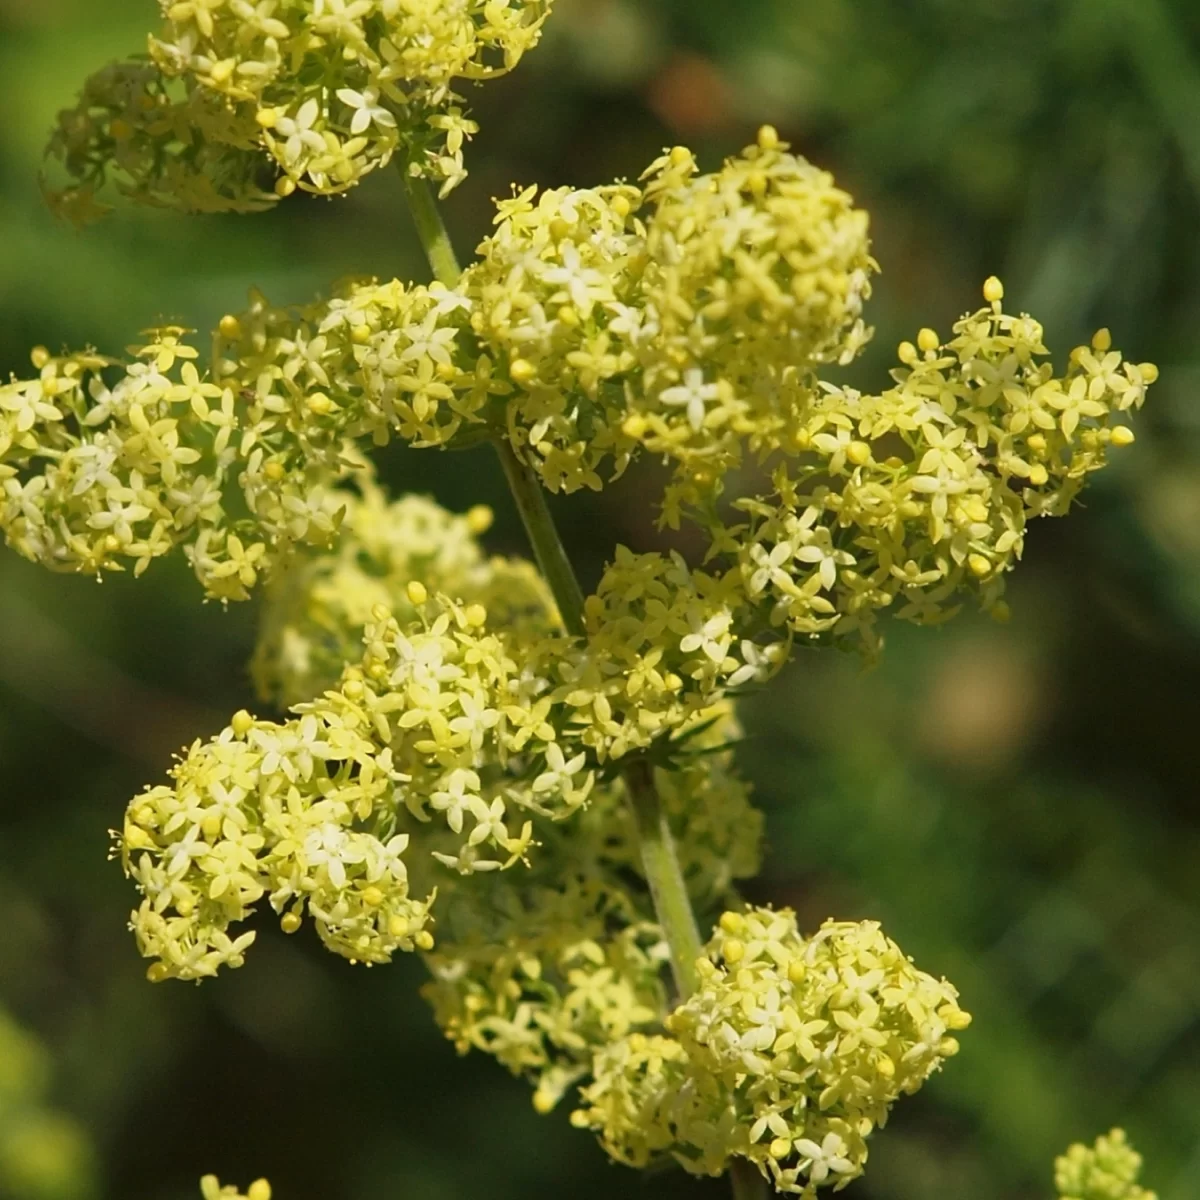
[1,0,1198,1197]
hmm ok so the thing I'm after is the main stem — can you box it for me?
[402,173,765,1200]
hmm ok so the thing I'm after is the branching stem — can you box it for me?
[401,168,766,1200]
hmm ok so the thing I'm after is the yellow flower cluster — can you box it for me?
[122,598,567,981]
[726,288,1156,654]
[252,473,554,706]
[0,330,350,601]
[44,0,554,217]
[574,908,969,1192]
[464,131,875,503]
[200,1177,271,1200]
[1056,1130,1157,1200]
[423,716,761,1110]
[0,1009,94,1200]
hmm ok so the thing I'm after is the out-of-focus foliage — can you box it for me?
[0,0,1196,1199]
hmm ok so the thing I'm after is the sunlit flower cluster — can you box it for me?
[574,908,969,1192]
[725,289,1156,655]
[0,329,350,601]
[1056,1130,1157,1200]
[462,131,875,506]
[44,0,554,217]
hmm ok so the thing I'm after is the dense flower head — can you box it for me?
[574,907,969,1193]
[44,0,554,217]
[120,597,562,980]
[0,329,355,601]
[1056,1130,1157,1200]
[460,130,877,504]
[253,474,555,705]
[724,285,1156,656]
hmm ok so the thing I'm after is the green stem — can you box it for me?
[401,172,462,288]
[624,758,704,997]
[492,438,587,639]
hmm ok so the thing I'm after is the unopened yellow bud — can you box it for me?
[897,341,918,365]
[1028,463,1049,486]
[388,915,408,937]
[351,324,371,344]
[263,461,285,482]
[663,672,683,692]
[622,414,648,439]
[917,327,940,354]
[280,912,302,934]
[201,814,221,840]
[757,124,780,151]
[248,1181,272,1200]
[944,1009,973,1030]
[1091,327,1112,352]
[256,107,279,129]
[846,440,871,466]
[787,960,806,986]
[719,911,745,935]
[465,505,493,534]
[938,1036,961,1057]
[1026,433,1047,454]
[1140,362,1159,383]
[968,553,991,578]
[1110,425,1135,447]
[231,709,254,736]
[414,930,434,950]
[307,392,332,414]
[361,886,384,907]
[557,305,579,326]
[611,194,632,218]
[31,346,50,368]
[146,962,171,983]
[983,276,1005,303]
[722,938,745,964]
[465,603,487,627]
[769,1138,791,1159]
[876,1055,895,1078]
[274,176,296,197]
[532,1090,555,1115]
[406,580,428,605]
[509,358,535,384]
[217,314,242,339]
[669,145,692,167]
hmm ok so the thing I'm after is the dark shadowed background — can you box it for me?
[1,0,1198,1198]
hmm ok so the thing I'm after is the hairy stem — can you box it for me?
[401,167,752,1194]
